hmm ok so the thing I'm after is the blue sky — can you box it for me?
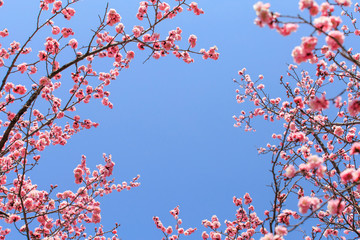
[1,0,307,239]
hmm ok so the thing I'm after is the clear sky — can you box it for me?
[1,0,305,239]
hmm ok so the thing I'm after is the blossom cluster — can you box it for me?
[0,0,217,238]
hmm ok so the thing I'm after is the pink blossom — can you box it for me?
[29,66,37,74]
[233,196,242,206]
[326,30,344,51]
[260,233,274,240]
[126,50,135,60]
[333,126,344,136]
[152,51,161,59]
[302,36,317,53]
[13,85,27,95]
[285,165,296,178]
[275,225,288,236]
[189,2,204,15]
[299,0,320,16]
[0,28,8,37]
[327,199,345,215]
[132,26,143,38]
[292,46,306,64]
[244,193,252,204]
[69,38,78,49]
[92,213,101,223]
[17,63,27,73]
[62,7,75,20]
[313,16,333,32]
[309,94,329,111]
[188,34,197,48]
[107,9,121,26]
[348,99,360,116]
[166,226,173,234]
[38,50,47,61]
[352,168,360,182]
[115,23,125,33]
[52,26,60,35]
[6,214,21,224]
[61,27,74,38]
[253,2,272,26]
[307,155,323,169]
[202,231,209,239]
[52,1,62,11]
[39,76,51,86]
[335,0,352,6]
[277,23,298,36]
[309,3,319,15]
[294,96,305,108]
[298,196,312,214]
[350,142,360,155]
[299,0,315,10]
[340,168,354,184]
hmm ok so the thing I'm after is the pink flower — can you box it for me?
[92,213,101,223]
[313,16,333,32]
[107,9,121,26]
[348,99,360,116]
[201,231,209,239]
[340,168,354,184]
[233,196,242,206]
[52,1,62,11]
[152,51,161,59]
[166,226,173,234]
[333,126,344,136]
[62,7,75,20]
[350,142,360,155]
[298,196,312,214]
[307,155,323,169]
[115,23,124,33]
[132,26,143,38]
[285,165,296,178]
[38,50,47,61]
[301,36,317,53]
[277,23,298,36]
[294,96,305,108]
[189,2,204,15]
[327,199,345,215]
[29,66,37,74]
[299,0,315,10]
[52,26,60,35]
[326,30,344,51]
[309,94,328,111]
[0,28,8,37]
[61,27,74,38]
[188,35,197,48]
[275,225,288,236]
[6,214,21,224]
[335,0,352,6]
[292,46,306,64]
[260,233,274,240]
[253,2,272,26]
[39,76,51,86]
[17,63,27,73]
[13,85,27,95]
[126,50,135,60]
[244,193,252,204]
[309,3,319,16]
[69,38,78,49]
